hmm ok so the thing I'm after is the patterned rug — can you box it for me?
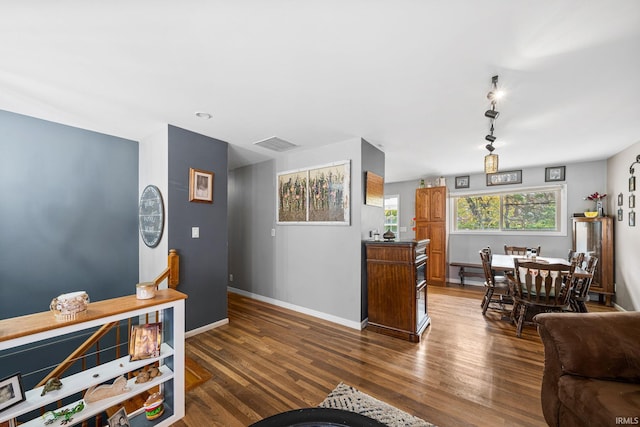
[319,382,437,427]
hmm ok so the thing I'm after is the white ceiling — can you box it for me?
[2,1,639,183]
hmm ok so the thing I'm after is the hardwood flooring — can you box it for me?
[173,285,616,427]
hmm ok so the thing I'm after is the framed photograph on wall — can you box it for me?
[618,193,624,206]
[455,175,470,189]
[630,175,636,192]
[618,208,624,221]
[630,194,636,209]
[545,166,566,182]
[630,211,636,227]
[189,168,214,203]
[0,373,26,412]
[486,170,522,186]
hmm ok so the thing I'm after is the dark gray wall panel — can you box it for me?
[167,125,228,331]
[0,110,138,318]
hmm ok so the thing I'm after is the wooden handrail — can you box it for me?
[35,321,119,388]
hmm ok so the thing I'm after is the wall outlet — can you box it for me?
[271,228,276,237]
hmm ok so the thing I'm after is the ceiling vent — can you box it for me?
[253,136,298,152]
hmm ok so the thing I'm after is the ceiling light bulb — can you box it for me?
[195,112,212,119]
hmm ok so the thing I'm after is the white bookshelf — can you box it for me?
[0,289,186,427]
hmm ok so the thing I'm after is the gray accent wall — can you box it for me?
[0,109,138,318]
[167,125,228,331]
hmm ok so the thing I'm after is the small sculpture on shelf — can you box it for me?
[41,377,63,396]
[83,375,129,403]
[43,400,85,425]
[383,229,395,241]
[134,364,162,384]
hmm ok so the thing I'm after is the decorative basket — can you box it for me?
[50,291,89,321]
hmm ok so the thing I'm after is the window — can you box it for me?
[384,195,399,236]
[451,185,566,235]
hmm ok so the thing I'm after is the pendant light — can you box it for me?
[484,75,502,174]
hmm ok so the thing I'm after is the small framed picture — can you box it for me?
[630,175,636,192]
[545,166,566,182]
[486,170,522,186]
[455,175,470,189]
[0,373,26,412]
[618,193,624,206]
[630,211,636,227]
[618,208,623,221]
[108,407,130,427]
[129,323,162,361]
[189,168,214,203]
[630,194,636,209]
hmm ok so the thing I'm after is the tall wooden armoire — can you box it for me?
[415,186,447,286]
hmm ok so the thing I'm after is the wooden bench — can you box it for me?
[449,262,485,285]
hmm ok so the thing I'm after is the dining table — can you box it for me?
[491,254,591,278]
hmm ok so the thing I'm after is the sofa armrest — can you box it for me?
[535,311,640,427]
[535,311,640,381]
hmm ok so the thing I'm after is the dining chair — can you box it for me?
[567,250,585,269]
[511,259,576,337]
[479,247,512,316]
[504,245,541,256]
[569,256,598,313]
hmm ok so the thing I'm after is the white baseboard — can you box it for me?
[186,318,229,338]
[228,286,364,330]
[448,278,485,287]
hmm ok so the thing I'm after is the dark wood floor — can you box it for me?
[173,285,616,427]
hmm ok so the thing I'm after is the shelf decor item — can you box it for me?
[50,291,90,321]
[129,323,162,361]
[108,407,129,427]
[136,282,157,300]
[144,392,165,421]
[0,373,25,413]
[585,192,607,216]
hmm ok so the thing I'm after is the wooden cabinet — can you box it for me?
[572,217,614,305]
[0,289,186,427]
[365,239,430,342]
[415,187,447,286]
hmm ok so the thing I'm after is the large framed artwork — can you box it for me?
[277,160,350,225]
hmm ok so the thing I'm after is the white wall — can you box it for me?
[607,141,640,310]
[228,137,366,328]
[138,126,169,286]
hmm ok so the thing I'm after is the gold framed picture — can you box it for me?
[129,323,162,361]
[189,168,214,203]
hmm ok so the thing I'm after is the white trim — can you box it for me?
[228,286,363,330]
[185,318,229,338]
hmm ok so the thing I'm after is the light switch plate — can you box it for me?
[192,227,199,238]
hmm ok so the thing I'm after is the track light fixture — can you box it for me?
[483,75,502,174]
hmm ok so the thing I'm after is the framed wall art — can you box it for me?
[630,194,636,209]
[630,176,636,192]
[0,373,26,412]
[277,160,350,225]
[618,193,624,206]
[189,168,214,203]
[486,170,522,186]
[630,211,636,227]
[545,166,566,182]
[618,208,623,221]
[455,175,470,189]
[365,171,384,207]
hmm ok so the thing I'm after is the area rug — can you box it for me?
[319,382,437,427]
